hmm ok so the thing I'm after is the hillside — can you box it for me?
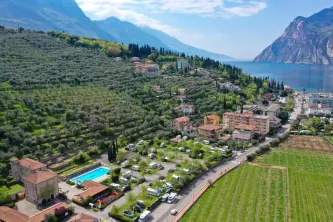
[254,7,333,64]
[0,0,114,41]
[95,17,167,49]
[141,27,233,61]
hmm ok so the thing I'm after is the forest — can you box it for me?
[0,25,273,180]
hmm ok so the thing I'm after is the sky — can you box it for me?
[75,0,333,59]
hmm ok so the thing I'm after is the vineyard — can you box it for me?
[182,146,333,221]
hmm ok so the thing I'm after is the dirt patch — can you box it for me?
[278,135,333,152]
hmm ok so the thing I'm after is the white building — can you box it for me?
[308,104,332,115]
[219,82,240,91]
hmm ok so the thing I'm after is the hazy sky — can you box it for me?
[75,0,333,59]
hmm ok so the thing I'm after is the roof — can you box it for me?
[309,104,331,109]
[0,206,29,222]
[174,116,189,123]
[24,170,57,185]
[14,158,46,170]
[206,115,220,120]
[198,125,221,131]
[81,180,101,189]
[233,130,253,140]
[224,112,253,117]
[0,203,68,222]
[77,183,109,199]
[270,117,281,124]
[179,104,194,109]
[27,202,68,222]
[266,104,280,112]
[170,138,182,143]
[235,124,256,131]
[263,93,273,99]
[68,213,98,222]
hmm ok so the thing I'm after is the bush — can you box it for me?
[247,153,257,162]
[111,175,119,183]
[137,177,145,184]
[68,205,75,214]
[168,169,175,173]
[73,151,91,164]
[76,183,83,189]
[66,180,75,186]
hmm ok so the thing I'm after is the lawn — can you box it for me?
[2,184,25,195]
[181,148,333,222]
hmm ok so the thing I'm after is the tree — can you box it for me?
[73,151,90,164]
[126,192,135,203]
[44,214,58,222]
[0,187,11,205]
[141,185,148,197]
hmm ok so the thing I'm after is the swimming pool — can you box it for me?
[71,167,110,184]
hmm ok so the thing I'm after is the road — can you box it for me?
[152,126,291,222]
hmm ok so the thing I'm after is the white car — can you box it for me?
[170,209,178,215]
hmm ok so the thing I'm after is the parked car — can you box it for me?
[164,182,173,189]
[124,210,134,218]
[170,209,178,215]
[137,200,146,208]
[158,164,164,170]
[162,156,169,162]
[121,185,131,192]
[140,150,148,156]
[131,165,140,171]
[135,205,143,213]
[148,153,156,159]
[178,147,185,152]
[186,149,191,153]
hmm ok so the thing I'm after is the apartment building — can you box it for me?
[223,112,270,135]
[172,117,190,132]
[204,115,221,125]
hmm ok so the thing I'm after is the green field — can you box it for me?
[182,148,333,222]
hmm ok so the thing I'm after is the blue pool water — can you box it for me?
[71,167,110,184]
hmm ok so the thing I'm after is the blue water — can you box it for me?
[71,167,110,184]
[227,61,333,92]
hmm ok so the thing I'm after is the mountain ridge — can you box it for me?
[254,7,333,64]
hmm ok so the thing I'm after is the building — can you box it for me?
[270,116,282,131]
[308,104,332,115]
[175,104,195,115]
[10,158,59,205]
[10,158,47,182]
[152,85,164,93]
[172,117,190,132]
[198,125,222,140]
[178,88,186,96]
[130,57,140,62]
[308,93,333,107]
[24,170,59,204]
[135,64,160,77]
[0,202,68,222]
[232,124,256,141]
[204,115,221,125]
[219,82,240,91]
[263,93,273,100]
[223,112,270,135]
[68,213,98,222]
[265,104,281,118]
[74,181,110,202]
[176,59,189,71]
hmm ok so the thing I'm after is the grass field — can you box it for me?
[181,148,333,222]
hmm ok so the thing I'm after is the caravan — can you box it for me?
[167,192,177,204]
[139,210,151,222]
[147,188,160,197]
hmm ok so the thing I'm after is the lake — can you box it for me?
[227,61,333,92]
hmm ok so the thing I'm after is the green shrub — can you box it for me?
[113,167,121,175]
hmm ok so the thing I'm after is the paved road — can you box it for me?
[152,126,291,222]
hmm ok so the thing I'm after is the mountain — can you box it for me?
[0,0,114,41]
[0,0,232,60]
[254,7,333,64]
[95,17,167,48]
[141,27,233,61]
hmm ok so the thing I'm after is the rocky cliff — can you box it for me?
[254,7,333,64]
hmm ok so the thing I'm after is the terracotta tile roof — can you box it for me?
[170,138,182,143]
[81,180,101,189]
[206,115,220,119]
[77,183,109,199]
[16,158,46,170]
[24,170,57,185]
[174,116,189,123]
[198,125,221,131]
[224,112,254,117]
[235,124,256,131]
[0,206,29,222]
[68,213,98,222]
[27,202,68,222]
[309,104,331,109]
